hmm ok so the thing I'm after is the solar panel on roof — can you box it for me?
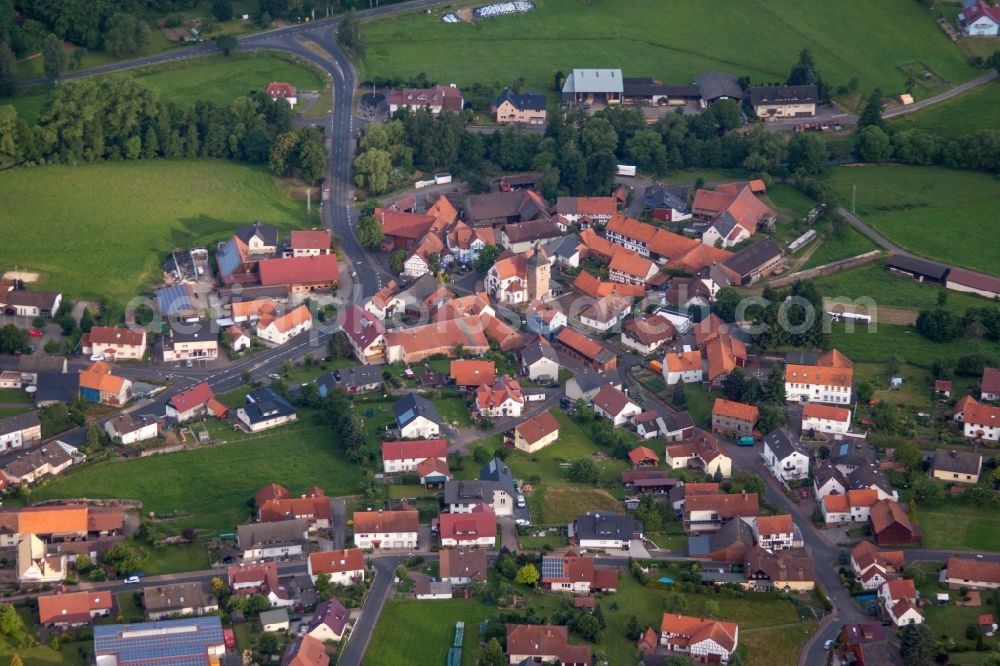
[542,557,564,579]
[398,408,415,424]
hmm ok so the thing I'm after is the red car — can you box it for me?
[28,329,44,337]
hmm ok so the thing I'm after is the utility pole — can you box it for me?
[852,183,856,215]
[307,188,312,214]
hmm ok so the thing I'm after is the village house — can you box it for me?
[227,326,251,352]
[512,411,560,454]
[0,370,20,389]
[227,562,293,607]
[230,299,277,324]
[686,516,755,563]
[2,441,78,486]
[256,305,313,346]
[603,214,733,273]
[664,430,732,478]
[507,624,592,665]
[94,618,226,666]
[748,84,818,121]
[258,254,340,294]
[266,82,297,107]
[37,590,113,628]
[316,365,384,397]
[259,608,289,633]
[609,250,658,286]
[704,334,747,389]
[500,220,563,254]
[711,398,758,435]
[632,412,665,440]
[143,582,218,620]
[0,412,41,453]
[744,546,816,592]
[237,387,297,432]
[78,361,131,406]
[555,197,616,228]
[352,506,419,550]
[282,634,330,666]
[541,550,619,594]
[851,541,905,591]
[165,381,227,423]
[381,439,448,474]
[869,499,921,547]
[628,446,659,468]
[81,326,147,360]
[236,519,309,561]
[962,399,1000,442]
[573,513,642,550]
[959,0,1000,35]
[341,304,386,365]
[384,316,491,364]
[879,579,924,627]
[388,84,464,114]
[439,504,497,547]
[306,598,352,643]
[621,314,676,355]
[755,514,801,550]
[578,294,632,333]
[450,360,496,390]
[0,289,62,318]
[694,183,776,249]
[982,368,1000,401]
[555,327,617,372]
[762,429,810,483]
[286,229,332,257]
[444,479,514,516]
[590,385,642,426]
[393,393,442,439]
[684,492,760,534]
[944,556,1000,590]
[663,350,704,385]
[821,489,880,525]
[161,320,219,362]
[661,411,696,442]
[572,270,645,301]
[234,221,279,257]
[475,375,525,418]
[721,236,785,285]
[258,487,330,531]
[17,534,65,584]
[525,301,568,340]
[520,336,560,382]
[784,349,853,404]
[365,281,401,321]
[658,613,739,664]
[931,448,982,484]
[104,414,158,445]
[492,88,547,125]
[439,547,488,585]
[801,403,852,435]
[307,548,365,586]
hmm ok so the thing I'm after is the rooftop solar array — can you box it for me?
[94,617,224,665]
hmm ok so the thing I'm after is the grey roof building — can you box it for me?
[723,237,784,286]
[694,71,743,102]
[574,513,642,543]
[239,387,296,427]
[762,429,804,460]
[493,89,547,112]
[747,85,818,107]
[932,448,983,478]
[392,393,442,430]
[317,365,384,396]
[480,457,516,496]
[644,184,690,212]
[520,336,560,369]
[237,519,309,550]
[444,480,509,507]
[235,221,279,250]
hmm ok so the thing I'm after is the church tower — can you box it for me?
[526,249,550,302]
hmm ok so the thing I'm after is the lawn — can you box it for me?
[889,81,1000,139]
[915,501,1000,551]
[829,321,1000,367]
[116,591,146,623]
[0,406,32,419]
[362,0,975,101]
[813,261,995,315]
[130,538,212,575]
[530,484,622,526]
[11,53,325,125]
[363,598,496,666]
[827,166,1000,276]
[800,227,880,270]
[0,160,319,306]
[432,397,473,427]
[0,389,31,403]
[32,423,357,534]
[679,382,715,428]
[911,561,1000,663]
[741,621,819,666]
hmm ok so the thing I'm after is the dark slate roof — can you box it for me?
[814,461,847,488]
[622,77,671,97]
[169,319,216,343]
[574,513,641,542]
[317,365,384,392]
[444,479,507,505]
[664,84,702,99]
[763,429,803,460]
[0,411,40,437]
[887,254,949,281]
[34,372,78,404]
[933,448,982,475]
[644,184,690,212]
[723,237,783,277]
[392,393,442,429]
[494,88,547,112]
[694,71,743,101]
[847,462,893,495]
[571,370,610,393]
[661,410,694,434]
[480,457,516,495]
[503,220,561,244]
[241,387,296,425]
[235,221,278,248]
[544,234,582,259]
[829,440,873,468]
[748,84,818,106]
[18,355,66,374]
[520,337,559,367]
[708,516,755,553]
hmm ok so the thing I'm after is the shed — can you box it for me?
[259,608,290,633]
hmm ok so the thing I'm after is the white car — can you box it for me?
[124,575,142,584]
[89,354,105,362]
[268,373,281,380]
[824,639,833,650]
[515,518,530,526]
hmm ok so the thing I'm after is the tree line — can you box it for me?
[0,76,325,182]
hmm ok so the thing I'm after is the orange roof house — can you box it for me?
[450,360,496,387]
[756,514,793,536]
[628,446,659,467]
[712,398,759,425]
[38,591,113,626]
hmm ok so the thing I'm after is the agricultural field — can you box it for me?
[361,0,976,102]
[889,82,1000,139]
[826,166,1000,276]
[31,422,356,534]
[10,53,325,125]
[800,227,879,270]
[915,500,1000,552]
[829,321,1000,365]
[0,160,319,306]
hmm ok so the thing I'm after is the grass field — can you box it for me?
[814,261,994,315]
[889,81,1000,139]
[916,501,1000,551]
[362,0,975,102]
[829,321,1000,366]
[0,406,32,419]
[32,423,357,534]
[911,561,1000,664]
[530,484,622,525]
[364,598,495,666]
[800,227,880,270]
[10,53,325,125]
[827,166,1000,276]
[0,160,319,306]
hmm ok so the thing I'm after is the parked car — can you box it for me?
[28,329,43,337]
[268,373,281,380]
[124,575,142,584]
[90,354,105,361]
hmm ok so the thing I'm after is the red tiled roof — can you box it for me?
[476,375,524,410]
[353,507,419,534]
[289,230,332,250]
[802,403,851,422]
[785,362,853,388]
[266,82,295,98]
[416,456,450,479]
[439,506,496,542]
[947,556,1000,585]
[628,446,659,464]
[309,548,365,575]
[664,350,701,373]
[506,624,591,664]
[756,514,792,536]
[685,492,759,518]
[556,327,610,362]
[966,400,1000,428]
[712,398,758,423]
[659,614,739,652]
[381,439,448,461]
[515,411,560,446]
[87,326,145,348]
[884,578,917,601]
[260,495,331,523]
[869,499,917,536]
[258,304,312,335]
[38,591,112,625]
[168,381,213,413]
[258,255,339,287]
[449,360,495,387]
[592,384,637,417]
